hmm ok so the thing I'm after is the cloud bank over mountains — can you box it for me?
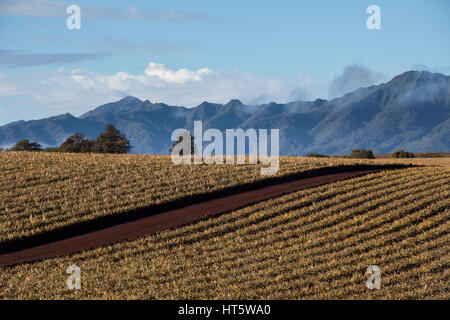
[0,60,392,122]
[0,61,312,116]
[328,65,385,98]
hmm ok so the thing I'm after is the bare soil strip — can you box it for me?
[0,167,404,267]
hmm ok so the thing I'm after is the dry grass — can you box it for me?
[0,166,448,299]
[0,151,410,242]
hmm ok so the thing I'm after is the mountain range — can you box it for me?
[0,70,449,155]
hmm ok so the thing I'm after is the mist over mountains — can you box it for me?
[0,70,449,155]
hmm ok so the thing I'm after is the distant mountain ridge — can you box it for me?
[0,70,449,155]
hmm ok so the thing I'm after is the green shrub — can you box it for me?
[59,133,95,153]
[169,132,197,155]
[10,139,42,152]
[349,149,375,159]
[392,150,415,158]
[306,152,329,158]
[94,124,131,154]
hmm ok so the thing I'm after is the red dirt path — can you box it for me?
[0,169,380,267]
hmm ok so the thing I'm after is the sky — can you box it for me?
[0,0,449,125]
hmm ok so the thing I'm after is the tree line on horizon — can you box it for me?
[0,126,421,159]
[306,149,416,159]
[0,124,131,154]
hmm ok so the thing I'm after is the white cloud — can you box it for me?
[0,73,19,95]
[144,62,212,84]
[0,0,63,17]
[328,65,385,98]
[0,50,107,67]
[0,62,326,117]
[0,0,219,22]
[288,75,325,102]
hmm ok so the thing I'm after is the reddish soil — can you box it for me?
[0,169,382,267]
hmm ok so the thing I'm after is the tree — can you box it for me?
[10,139,42,151]
[169,132,197,155]
[59,133,94,153]
[306,152,329,158]
[392,150,415,158]
[94,124,131,154]
[349,149,375,159]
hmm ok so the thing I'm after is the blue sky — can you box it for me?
[0,0,449,125]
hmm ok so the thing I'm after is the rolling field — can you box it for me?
[0,151,413,242]
[0,164,448,299]
[0,152,338,242]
